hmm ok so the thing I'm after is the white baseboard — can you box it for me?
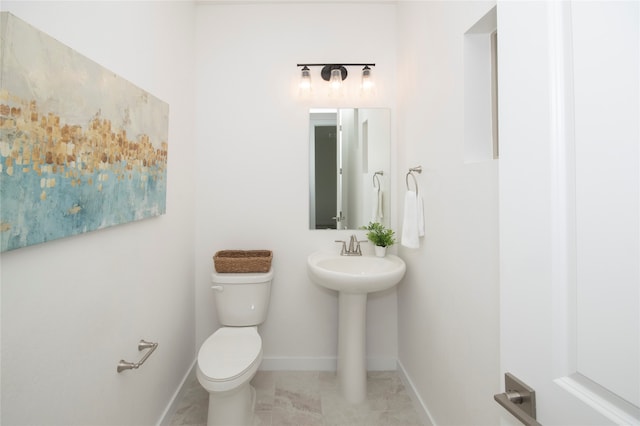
[156,359,197,426]
[397,359,436,426]
[259,356,397,372]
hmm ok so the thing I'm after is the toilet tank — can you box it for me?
[210,269,273,326]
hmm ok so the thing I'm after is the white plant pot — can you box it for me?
[374,246,387,257]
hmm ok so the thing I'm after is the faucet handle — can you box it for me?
[350,235,367,255]
[334,240,347,255]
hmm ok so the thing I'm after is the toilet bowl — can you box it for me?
[196,327,262,426]
[196,269,273,426]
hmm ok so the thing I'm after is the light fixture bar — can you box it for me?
[296,63,375,68]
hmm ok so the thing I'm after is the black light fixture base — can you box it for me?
[320,65,347,82]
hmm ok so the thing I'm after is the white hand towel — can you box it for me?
[418,194,425,237]
[371,188,384,222]
[401,190,420,248]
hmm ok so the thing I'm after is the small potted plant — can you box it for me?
[361,222,396,257]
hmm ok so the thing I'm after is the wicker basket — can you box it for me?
[213,250,273,273]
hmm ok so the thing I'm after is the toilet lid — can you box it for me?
[198,327,262,381]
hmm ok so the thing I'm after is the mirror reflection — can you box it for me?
[309,108,391,230]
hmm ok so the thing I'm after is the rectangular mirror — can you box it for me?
[309,108,391,230]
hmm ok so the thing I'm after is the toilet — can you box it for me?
[196,268,273,426]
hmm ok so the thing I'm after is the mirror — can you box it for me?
[309,108,391,230]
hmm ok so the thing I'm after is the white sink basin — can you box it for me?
[307,251,406,294]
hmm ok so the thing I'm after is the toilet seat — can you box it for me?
[197,327,262,392]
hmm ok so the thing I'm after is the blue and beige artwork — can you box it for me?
[0,13,169,252]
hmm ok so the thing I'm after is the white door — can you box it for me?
[337,112,346,230]
[337,108,356,230]
[498,1,639,425]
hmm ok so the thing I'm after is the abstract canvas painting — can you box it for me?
[0,13,169,252]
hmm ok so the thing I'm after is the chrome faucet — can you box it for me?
[335,234,366,256]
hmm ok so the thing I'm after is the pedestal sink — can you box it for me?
[307,251,406,403]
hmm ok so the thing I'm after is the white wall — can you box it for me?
[396,2,501,424]
[193,2,399,370]
[0,2,196,425]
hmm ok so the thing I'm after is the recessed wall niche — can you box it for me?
[464,6,498,163]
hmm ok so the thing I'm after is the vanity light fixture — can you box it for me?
[297,63,376,94]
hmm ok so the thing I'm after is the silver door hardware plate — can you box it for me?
[505,373,536,419]
[494,373,540,426]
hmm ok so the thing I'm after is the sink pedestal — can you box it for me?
[307,251,406,404]
[337,292,367,404]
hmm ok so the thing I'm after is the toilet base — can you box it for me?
[206,382,256,426]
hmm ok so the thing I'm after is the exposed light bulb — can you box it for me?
[299,66,312,94]
[329,68,343,89]
[361,65,374,94]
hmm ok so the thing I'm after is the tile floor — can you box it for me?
[169,370,425,426]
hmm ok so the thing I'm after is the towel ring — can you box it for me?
[373,171,383,190]
[405,166,422,195]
